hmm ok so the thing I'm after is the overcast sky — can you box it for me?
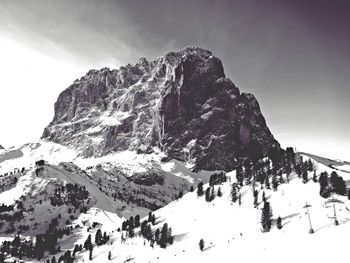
[0,0,349,160]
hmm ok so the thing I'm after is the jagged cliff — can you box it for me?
[42,47,280,170]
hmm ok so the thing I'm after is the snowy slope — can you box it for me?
[72,158,350,263]
[1,143,349,263]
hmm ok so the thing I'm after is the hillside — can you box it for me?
[69,153,350,263]
[0,139,349,263]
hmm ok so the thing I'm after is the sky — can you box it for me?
[0,0,349,160]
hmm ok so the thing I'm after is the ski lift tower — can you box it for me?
[325,197,344,226]
[303,202,314,234]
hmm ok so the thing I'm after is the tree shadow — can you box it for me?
[173,232,188,242]
[203,243,215,251]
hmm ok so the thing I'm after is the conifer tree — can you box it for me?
[265,176,270,189]
[199,239,204,251]
[253,189,258,208]
[128,225,134,238]
[89,247,93,261]
[108,251,112,260]
[129,216,134,229]
[261,202,273,232]
[148,212,153,222]
[35,234,44,259]
[155,228,160,242]
[307,159,314,171]
[312,171,317,182]
[197,182,204,197]
[84,234,92,251]
[95,229,102,246]
[159,223,169,248]
[319,172,330,198]
[302,167,308,183]
[135,214,140,227]
[217,187,222,197]
[262,191,266,203]
[210,187,215,201]
[205,187,211,202]
[231,183,238,203]
[277,216,282,229]
[272,175,279,191]
[236,166,244,186]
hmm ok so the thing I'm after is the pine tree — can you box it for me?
[159,223,169,248]
[148,212,153,222]
[329,171,346,195]
[197,182,204,197]
[262,191,266,203]
[95,229,102,246]
[272,175,279,191]
[236,166,244,186]
[84,234,92,251]
[129,216,134,229]
[89,247,93,261]
[51,256,56,263]
[231,183,238,203]
[312,170,317,182]
[205,187,211,202]
[210,187,215,201]
[319,172,330,198]
[302,165,308,183]
[199,239,204,251]
[217,187,222,197]
[35,234,44,259]
[265,176,270,189]
[155,228,160,242]
[277,216,282,229]
[253,189,258,208]
[73,245,78,256]
[307,159,314,171]
[261,201,273,232]
[128,225,134,238]
[135,214,140,227]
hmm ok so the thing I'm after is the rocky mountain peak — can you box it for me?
[42,47,280,171]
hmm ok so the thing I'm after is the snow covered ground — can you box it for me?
[73,158,350,263]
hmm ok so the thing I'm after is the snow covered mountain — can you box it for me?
[42,47,279,171]
[0,47,349,263]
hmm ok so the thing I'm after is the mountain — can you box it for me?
[42,47,280,171]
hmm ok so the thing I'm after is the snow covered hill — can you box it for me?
[1,141,349,263]
[66,154,350,263]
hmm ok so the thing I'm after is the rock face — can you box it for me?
[0,145,3,150]
[43,47,280,171]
